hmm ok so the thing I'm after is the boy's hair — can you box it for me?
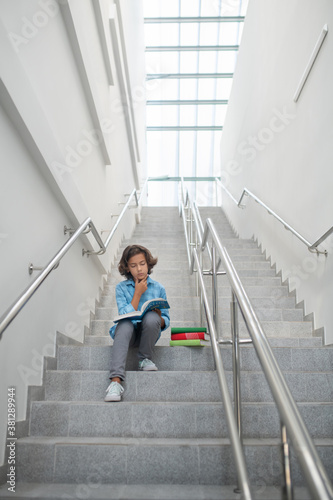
[118,244,158,280]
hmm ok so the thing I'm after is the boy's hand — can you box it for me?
[131,275,148,310]
[135,275,148,295]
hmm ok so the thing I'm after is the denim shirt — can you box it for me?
[109,276,170,338]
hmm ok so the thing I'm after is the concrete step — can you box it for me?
[203,284,290,297]
[98,293,298,310]
[0,482,315,500]
[106,272,284,290]
[118,241,187,249]
[98,287,198,306]
[14,436,333,487]
[56,344,333,373]
[83,334,323,348]
[220,320,313,338]
[43,370,333,403]
[236,268,278,277]
[29,400,333,439]
[119,238,258,249]
[95,305,304,322]
[89,318,312,337]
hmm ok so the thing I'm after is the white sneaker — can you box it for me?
[138,358,158,371]
[104,381,124,402]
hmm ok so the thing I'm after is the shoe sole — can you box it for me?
[140,366,158,371]
[104,396,122,402]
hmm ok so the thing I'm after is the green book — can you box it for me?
[169,339,209,347]
[171,327,207,333]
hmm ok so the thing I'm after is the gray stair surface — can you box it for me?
[1,206,332,500]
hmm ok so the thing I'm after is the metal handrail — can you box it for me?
[84,188,139,255]
[191,248,252,500]
[215,178,333,255]
[179,180,332,499]
[179,186,253,499]
[179,177,213,265]
[0,187,141,338]
[202,218,333,500]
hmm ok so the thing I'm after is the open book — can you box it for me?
[113,298,170,323]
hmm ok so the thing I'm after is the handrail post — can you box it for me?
[281,422,294,500]
[199,251,204,326]
[212,245,219,335]
[195,224,199,296]
[190,207,193,249]
[231,291,243,494]
[231,292,242,439]
[187,202,191,246]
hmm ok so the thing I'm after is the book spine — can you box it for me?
[171,332,207,340]
[169,339,207,346]
[171,327,207,333]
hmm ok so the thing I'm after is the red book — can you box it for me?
[171,332,209,341]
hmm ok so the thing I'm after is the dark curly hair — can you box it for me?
[118,244,158,280]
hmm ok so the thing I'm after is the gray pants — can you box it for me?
[109,311,161,380]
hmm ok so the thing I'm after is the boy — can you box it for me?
[105,244,170,402]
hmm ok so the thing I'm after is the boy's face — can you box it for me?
[127,252,148,281]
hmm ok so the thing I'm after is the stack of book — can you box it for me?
[169,327,210,346]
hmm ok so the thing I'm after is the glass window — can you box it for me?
[145,24,180,47]
[143,0,248,206]
[180,23,199,46]
[215,79,233,100]
[217,51,238,73]
[180,0,200,17]
[197,105,216,126]
[179,106,197,126]
[179,80,197,100]
[179,132,196,177]
[200,23,219,46]
[179,51,199,73]
[146,106,179,127]
[146,132,179,175]
[218,23,242,45]
[198,51,218,73]
[145,52,179,75]
[143,0,180,17]
[146,78,179,101]
[197,79,216,100]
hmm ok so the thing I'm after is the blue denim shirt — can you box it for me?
[109,276,170,338]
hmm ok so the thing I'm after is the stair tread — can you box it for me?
[0,483,314,500]
[45,368,332,374]
[31,400,333,406]
[83,335,323,347]
[16,435,333,446]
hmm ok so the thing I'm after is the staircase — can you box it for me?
[0,207,332,500]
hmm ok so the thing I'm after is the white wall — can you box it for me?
[0,0,146,468]
[220,0,333,344]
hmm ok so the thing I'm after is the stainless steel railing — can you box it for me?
[179,182,253,500]
[179,182,333,500]
[215,178,333,255]
[0,186,143,338]
[191,248,253,500]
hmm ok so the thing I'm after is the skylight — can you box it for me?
[143,0,248,205]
